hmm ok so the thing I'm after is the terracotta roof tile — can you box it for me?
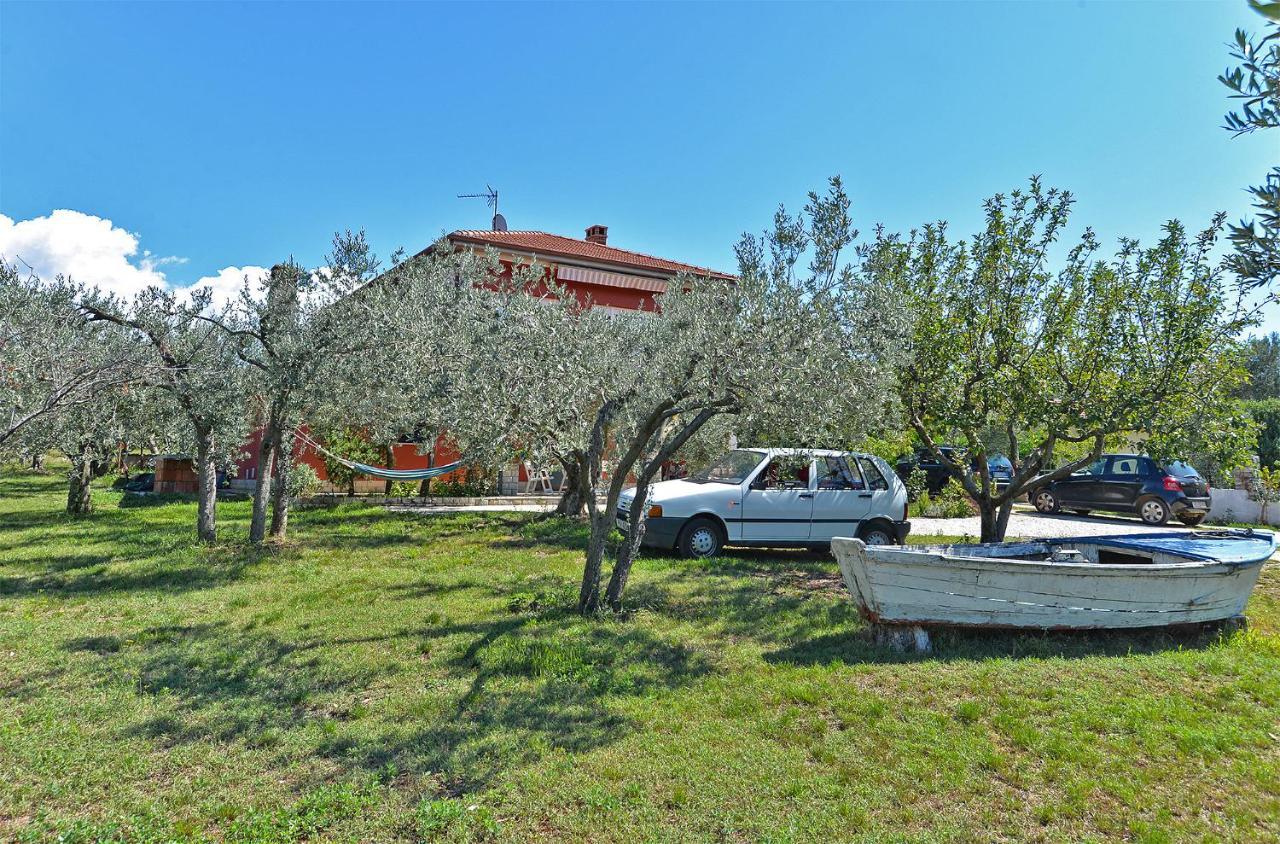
[447,230,735,280]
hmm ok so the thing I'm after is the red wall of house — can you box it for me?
[232,429,465,487]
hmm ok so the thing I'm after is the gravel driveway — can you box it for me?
[911,505,1202,540]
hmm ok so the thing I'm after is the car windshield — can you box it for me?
[688,450,765,484]
[1164,461,1201,479]
[987,455,1013,470]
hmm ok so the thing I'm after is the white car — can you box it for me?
[617,448,911,557]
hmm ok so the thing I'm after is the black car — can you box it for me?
[895,447,1014,496]
[122,472,155,493]
[1029,454,1210,526]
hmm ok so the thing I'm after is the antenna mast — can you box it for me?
[457,185,505,230]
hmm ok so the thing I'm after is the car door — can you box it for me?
[855,454,896,522]
[741,455,815,541]
[1055,457,1108,507]
[1098,456,1147,511]
[809,456,872,542]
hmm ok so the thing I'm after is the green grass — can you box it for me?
[2,469,1279,842]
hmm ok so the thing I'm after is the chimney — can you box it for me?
[585,224,608,245]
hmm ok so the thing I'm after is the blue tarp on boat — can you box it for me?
[1053,530,1277,565]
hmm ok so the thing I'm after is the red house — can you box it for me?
[233,224,734,494]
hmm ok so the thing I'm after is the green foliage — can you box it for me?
[903,466,928,503]
[286,462,321,499]
[1247,463,1280,523]
[387,480,419,497]
[1239,332,1280,399]
[317,428,380,495]
[912,481,977,519]
[1219,10,1280,287]
[429,469,494,497]
[867,177,1251,540]
[1244,398,1280,468]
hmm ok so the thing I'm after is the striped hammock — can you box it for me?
[293,430,463,482]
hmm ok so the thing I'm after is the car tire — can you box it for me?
[1073,509,1092,517]
[1138,497,1171,526]
[858,522,897,546]
[677,517,724,558]
[1178,513,1207,527]
[1033,489,1060,514]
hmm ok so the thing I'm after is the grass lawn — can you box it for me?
[2,469,1279,843]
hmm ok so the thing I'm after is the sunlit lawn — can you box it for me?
[2,468,1279,842]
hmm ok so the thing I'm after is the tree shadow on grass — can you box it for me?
[0,543,270,597]
[317,607,712,794]
[88,576,711,796]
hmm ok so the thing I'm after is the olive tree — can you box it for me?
[79,286,250,541]
[0,261,143,451]
[864,179,1252,542]
[434,179,903,614]
[1220,4,1280,288]
[201,231,407,542]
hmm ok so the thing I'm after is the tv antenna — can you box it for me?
[457,185,506,231]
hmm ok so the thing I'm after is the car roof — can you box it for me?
[745,447,875,459]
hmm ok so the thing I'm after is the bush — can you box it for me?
[911,481,976,518]
[903,466,928,502]
[287,463,321,499]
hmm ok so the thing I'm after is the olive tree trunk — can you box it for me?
[194,426,218,543]
[553,453,587,518]
[269,425,291,540]
[249,415,280,543]
[65,444,107,516]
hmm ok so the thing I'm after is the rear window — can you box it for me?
[857,457,890,491]
[1164,461,1201,479]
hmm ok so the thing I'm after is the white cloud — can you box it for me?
[0,210,182,298]
[0,209,268,310]
[187,265,269,309]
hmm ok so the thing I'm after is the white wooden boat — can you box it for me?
[831,530,1276,630]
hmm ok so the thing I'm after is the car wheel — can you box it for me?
[1178,513,1207,527]
[678,517,723,558]
[1138,497,1171,526]
[1033,489,1059,514]
[858,523,896,546]
[1073,509,1092,517]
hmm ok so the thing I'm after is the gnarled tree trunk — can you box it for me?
[269,425,290,540]
[65,444,104,515]
[553,454,586,518]
[194,426,218,543]
[249,414,280,543]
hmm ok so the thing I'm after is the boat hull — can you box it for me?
[831,537,1269,630]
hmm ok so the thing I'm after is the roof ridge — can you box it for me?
[447,229,734,279]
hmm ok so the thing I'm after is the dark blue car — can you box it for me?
[1029,454,1211,526]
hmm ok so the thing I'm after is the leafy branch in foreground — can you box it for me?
[1220,8,1280,288]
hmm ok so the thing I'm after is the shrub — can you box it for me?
[912,481,976,518]
[287,463,321,499]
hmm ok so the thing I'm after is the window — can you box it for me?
[1108,457,1140,476]
[856,456,889,491]
[755,456,811,490]
[817,456,864,490]
[1080,458,1107,476]
[689,450,764,485]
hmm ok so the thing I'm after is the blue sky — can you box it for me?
[1,1,1276,327]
